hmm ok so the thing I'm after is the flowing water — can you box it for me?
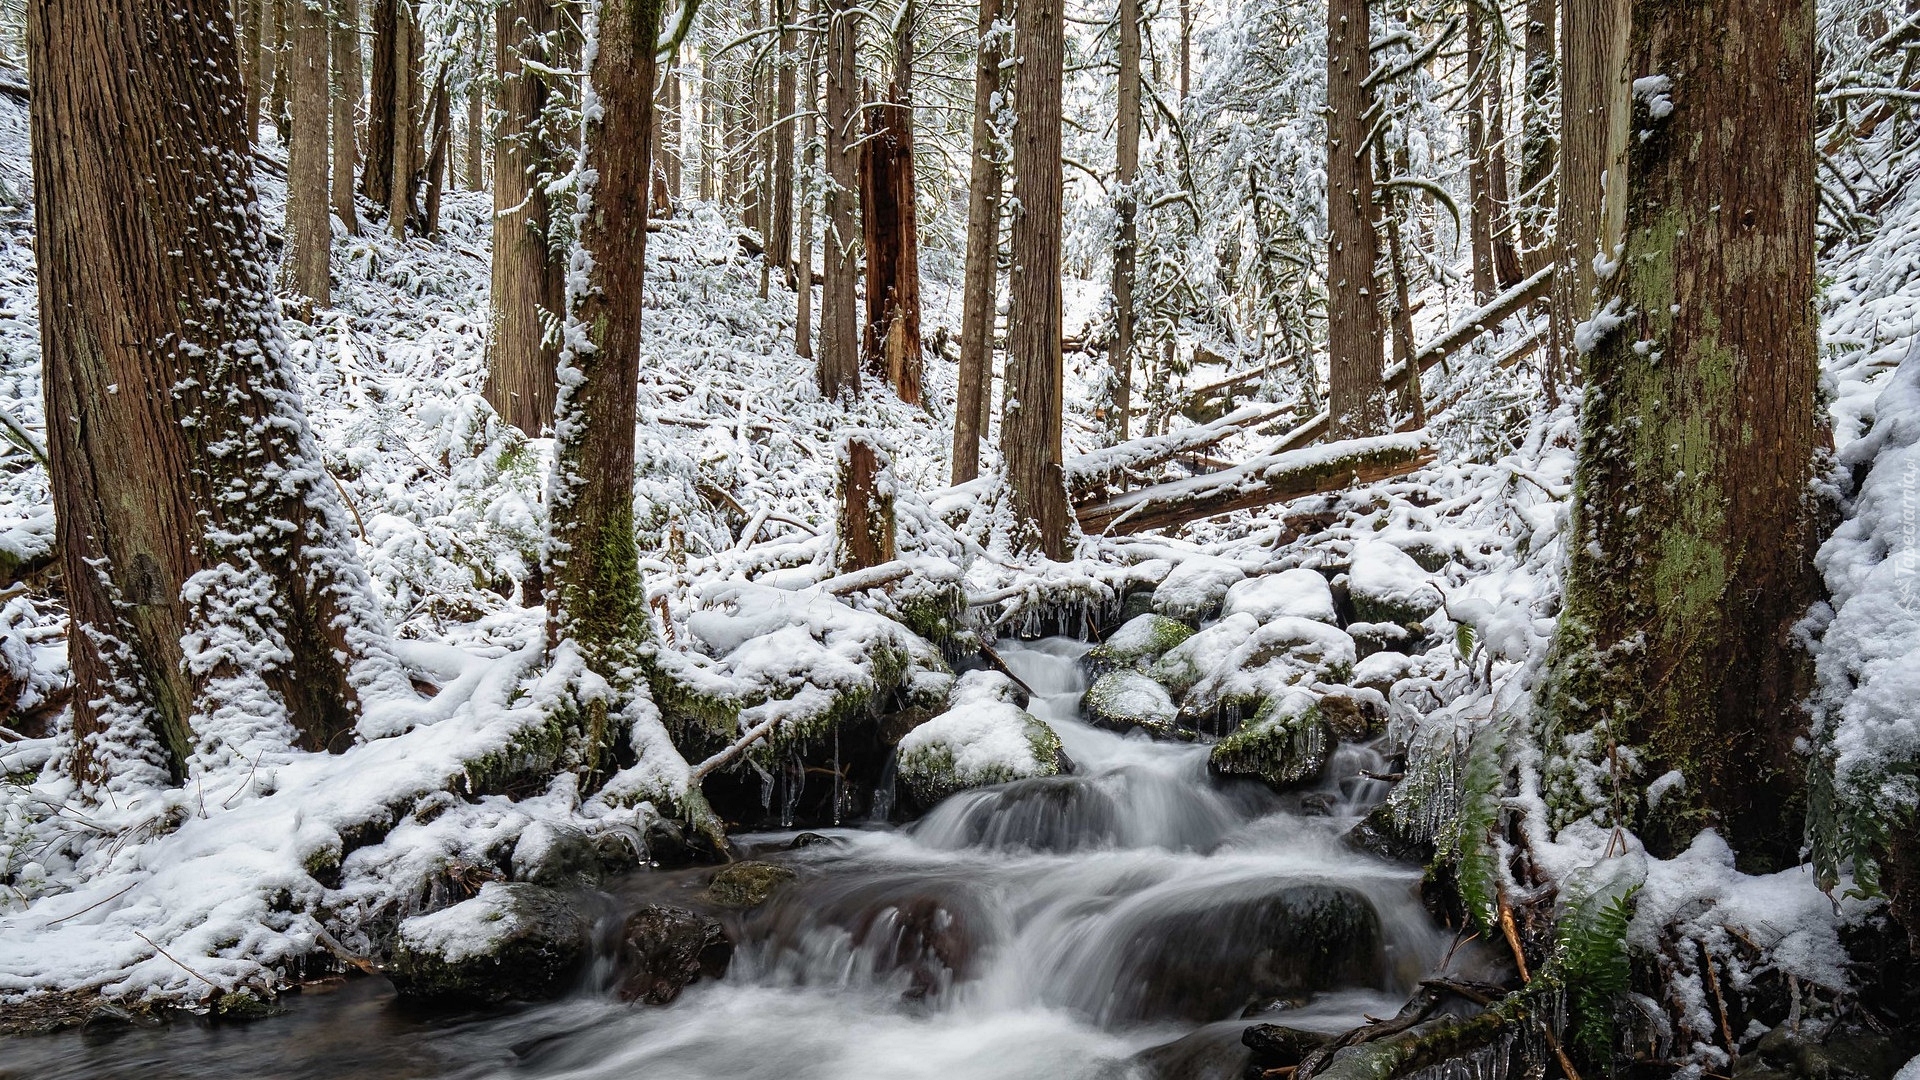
[6,639,1454,1080]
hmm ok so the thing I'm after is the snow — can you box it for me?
[1150,553,1246,620]
[396,881,538,965]
[897,671,1056,781]
[1221,567,1337,623]
[1346,540,1439,620]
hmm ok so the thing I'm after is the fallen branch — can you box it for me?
[1077,432,1434,536]
[812,559,914,596]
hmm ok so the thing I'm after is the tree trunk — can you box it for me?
[1466,8,1494,302]
[284,0,331,307]
[422,63,450,235]
[699,46,717,202]
[547,0,662,721]
[387,1,416,239]
[1483,12,1523,289]
[361,0,394,204]
[768,0,796,286]
[1001,0,1070,557]
[796,22,819,360]
[951,0,1002,483]
[817,0,862,399]
[1549,0,1629,390]
[835,435,896,573]
[1178,0,1190,102]
[663,46,683,201]
[269,0,291,142]
[242,0,264,141]
[1111,0,1140,443]
[1543,0,1818,867]
[484,0,560,435]
[465,15,485,192]
[1518,0,1555,271]
[31,0,403,789]
[858,11,924,406]
[1325,0,1386,439]
[330,0,361,236]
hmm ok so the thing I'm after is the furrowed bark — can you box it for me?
[1002,0,1071,557]
[1550,0,1629,390]
[546,0,664,713]
[1326,0,1387,439]
[817,0,862,399]
[951,0,1003,483]
[284,0,332,307]
[361,0,394,204]
[1111,0,1140,442]
[386,0,417,239]
[858,10,924,406]
[32,0,403,787]
[330,0,361,236]
[484,0,562,435]
[1543,0,1819,866]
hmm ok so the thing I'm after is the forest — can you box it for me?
[0,0,1918,1076]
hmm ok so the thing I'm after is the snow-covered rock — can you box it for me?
[1208,691,1334,790]
[896,671,1066,806]
[1346,541,1441,625]
[390,882,592,1003]
[1084,670,1181,738]
[1222,568,1337,624]
[1085,613,1194,674]
[1151,555,1247,621]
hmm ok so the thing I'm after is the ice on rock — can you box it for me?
[1222,567,1337,624]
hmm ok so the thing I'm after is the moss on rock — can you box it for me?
[1208,692,1335,790]
[1084,669,1183,738]
[703,861,799,909]
[1086,614,1195,676]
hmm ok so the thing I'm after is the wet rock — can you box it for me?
[1153,556,1247,622]
[1222,568,1338,624]
[615,904,734,1005]
[510,821,602,888]
[1085,669,1182,738]
[925,776,1124,852]
[1346,541,1441,625]
[787,831,838,850]
[1737,1024,1911,1080]
[704,861,799,909]
[896,671,1066,808]
[1344,799,1434,865]
[1315,686,1386,741]
[1132,1023,1254,1080]
[1242,1022,1335,1067]
[1208,691,1335,791]
[1096,883,1386,1023]
[390,882,591,1004]
[740,874,989,1001]
[1085,614,1195,676]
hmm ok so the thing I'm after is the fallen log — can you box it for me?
[1271,267,1555,455]
[1076,431,1434,536]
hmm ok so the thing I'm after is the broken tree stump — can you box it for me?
[835,434,896,573]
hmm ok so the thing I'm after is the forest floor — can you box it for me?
[0,82,1915,1071]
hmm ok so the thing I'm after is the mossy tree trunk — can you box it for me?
[1001,0,1071,558]
[817,0,862,400]
[1543,0,1819,867]
[545,0,664,732]
[31,0,404,789]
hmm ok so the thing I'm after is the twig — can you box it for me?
[977,641,1037,700]
[1702,943,1737,1065]
[313,925,382,975]
[132,930,224,992]
[39,880,139,928]
[1498,892,1532,983]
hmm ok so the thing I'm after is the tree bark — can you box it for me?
[284,0,332,307]
[1111,0,1140,442]
[465,14,485,192]
[31,0,403,788]
[547,0,662,716]
[817,0,862,399]
[386,0,416,239]
[484,0,561,435]
[269,0,291,142]
[1002,0,1071,557]
[951,0,1003,483]
[796,20,819,360]
[361,0,394,204]
[769,0,796,285]
[663,45,683,202]
[330,0,361,235]
[858,11,924,406]
[1466,8,1495,302]
[1543,0,1818,867]
[1549,0,1629,390]
[241,0,264,141]
[1518,0,1555,271]
[1482,10,1523,289]
[1326,0,1386,440]
[836,435,896,572]
[422,62,450,235]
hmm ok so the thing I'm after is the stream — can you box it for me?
[5,638,1457,1080]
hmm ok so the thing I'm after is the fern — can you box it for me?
[1556,877,1641,1062]
[1443,719,1507,935]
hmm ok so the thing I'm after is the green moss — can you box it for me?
[213,990,284,1021]
[703,861,798,908]
[1087,614,1194,674]
[1208,696,1333,790]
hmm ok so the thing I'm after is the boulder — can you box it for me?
[1208,691,1335,791]
[1350,650,1417,695]
[510,820,604,888]
[1084,669,1182,738]
[1315,686,1386,741]
[1178,618,1357,724]
[703,861,799,909]
[1151,555,1246,622]
[896,670,1066,807]
[615,904,734,1005]
[1150,614,1261,699]
[1344,799,1435,865]
[390,882,591,1004]
[1347,541,1441,625]
[1242,1023,1336,1067]
[1085,613,1194,675]
[1092,883,1385,1023]
[1222,568,1337,624]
